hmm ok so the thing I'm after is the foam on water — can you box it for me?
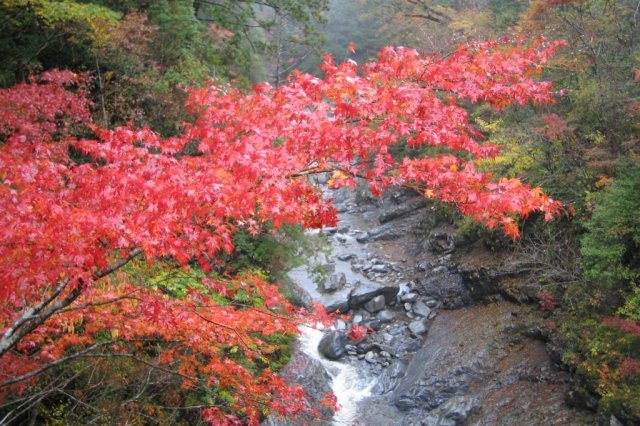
[298,325,375,425]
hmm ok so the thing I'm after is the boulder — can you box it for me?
[318,331,349,360]
[350,282,399,309]
[401,292,419,303]
[378,198,428,224]
[337,253,356,261]
[427,231,456,254]
[371,264,389,273]
[412,300,431,318]
[377,310,396,323]
[408,319,430,336]
[320,272,346,293]
[364,295,386,313]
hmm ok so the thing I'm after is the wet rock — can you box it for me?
[318,331,349,360]
[352,314,363,325]
[412,300,432,318]
[415,265,471,309]
[425,298,438,308]
[324,298,350,314]
[323,227,338,235]
[377,310,396,323]
[372,359,408,395]
[350,282,400,309]
[264,341,333,425]
[364,295,386,313]
[408,318,430,335]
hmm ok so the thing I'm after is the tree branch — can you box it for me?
[0,248,143,358]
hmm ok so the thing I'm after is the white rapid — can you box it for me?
[297,325,375,426]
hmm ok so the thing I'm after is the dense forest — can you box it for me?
[0,0,638,424]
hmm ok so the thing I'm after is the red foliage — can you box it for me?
[619,358,640,379]
[539,289,558,312]
[0,37,567,423]
[603,317,640,337]
[348,325,368,343]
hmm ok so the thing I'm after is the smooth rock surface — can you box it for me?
[318,331,349,360]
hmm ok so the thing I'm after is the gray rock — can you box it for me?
[349,282,399,309]
[401,292,419,303]
[364,295,386,313]
[378,198,427,224]
[365,351,376,362]
[425,299,438,308]
[320,272,346,293]
[324,298,350,314]
[323,227,338,234]
[387,325,406,335]
[427,231,456,254]
[610,415,624,426]
[356,233,370,243]
[404,303,412,311]
[352,314,363,325]
[364,319,382,331]
[427,396,479,424]
[336,319,347,331]
[357,342,381,354]
[376,310,396,323]
[337,253,356,261]
[318,331,349,360]
[415,266,470,309]
[371,264,389,273]
[408,319,430,335]
[412,300,432,318]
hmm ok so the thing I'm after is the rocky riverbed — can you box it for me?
[269,183,599,425]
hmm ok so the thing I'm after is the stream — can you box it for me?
[267,185,598,426]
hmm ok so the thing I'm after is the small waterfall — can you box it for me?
[298,325,375,425]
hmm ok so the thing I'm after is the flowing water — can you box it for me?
[297,325,376,425]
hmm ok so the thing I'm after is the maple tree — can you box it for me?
[0,38,566,423]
